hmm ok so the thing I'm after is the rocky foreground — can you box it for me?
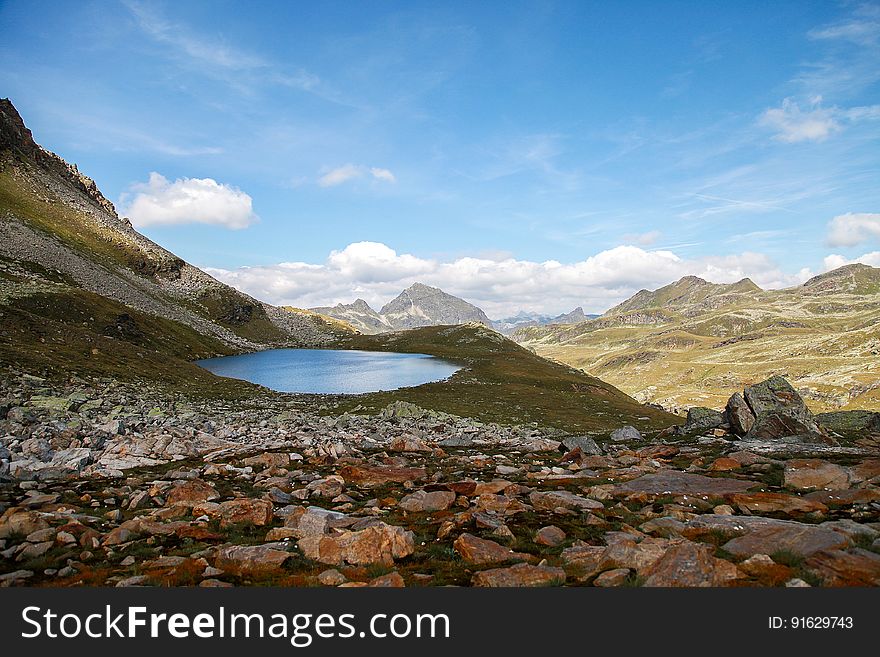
[1,371,878,588]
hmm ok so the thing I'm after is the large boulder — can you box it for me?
[398,490,456,513]
[610,425,642,442]
[725,392,755,436]
[298,522,414,566]
[684,407,725,433]
[561,435,602,455]
[642,540,739,587]
[741,376,831,443]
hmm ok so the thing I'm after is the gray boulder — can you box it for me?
[562,435,603,455]
[742,376,831,444]
[725,392,755,436]
[684,407,725,433]
[610,425,642,442]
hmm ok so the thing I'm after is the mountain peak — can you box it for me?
[802,263,880,294]
[1,98,118,218]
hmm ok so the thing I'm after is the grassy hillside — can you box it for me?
[330,323,677,433]
[515,268,880,413]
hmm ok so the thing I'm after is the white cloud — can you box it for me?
[826,212,880,247]
[759,97,880,143]
[759,97,840,143]
[205,241,811,318]
[318,164,363,187]
[120,172,257,229]
[823,251,880,271]
[369,167,396,183]
[318,164,397,187]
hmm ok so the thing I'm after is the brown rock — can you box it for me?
[708,457,741,472]
[369,571,406,587]
[600,535,669,573]
[0,510,49,538]
[593,568,631,587]
[471,563,566,587]
[784,459,851,491]
[338,464,427,487]
[453,533,532,566]
[804,549,880,586]
[242,453,291,470]
[218,499,274,528]
[730,492,828,515]
[298,522,415,566]
[165,479,220,507]
[803,489,880,506]
[534,525,567,546]
[615,471,754,497]
[559,544,606,579]
[643,540,740,587]
[389,436,431,452]
[851,458,880,483]
[723,523,848,559]
[214,544,291,577]
[739,553,793,584]
[529,490,604,512]
[317,569,347,586]
[398,490,456,513]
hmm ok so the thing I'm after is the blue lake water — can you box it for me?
[195,348,461,394]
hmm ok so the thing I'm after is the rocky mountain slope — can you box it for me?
[513,267,880,413]
[2,368,877,588]
[0,99,347,382]
[309,298,393,334]
[312,283,492,334]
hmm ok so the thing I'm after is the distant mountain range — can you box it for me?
[513,265,880,413]
[311,284,595,335]
[492,307,599,334]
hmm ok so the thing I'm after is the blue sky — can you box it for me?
[2,0,879,316]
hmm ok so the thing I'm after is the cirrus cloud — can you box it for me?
[120,172,258,229]
[204,241,813,318]
[318,164,397,187]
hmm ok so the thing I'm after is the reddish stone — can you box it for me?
[338,464,427,487]
[165,479,220,507]
[453,533,532,566]
[471,563,566,587]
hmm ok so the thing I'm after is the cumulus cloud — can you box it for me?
[823,251,880,271]
[318,164,397,187]
[120,172,257,229]
[205,241,812,318]
[826,212,880,247]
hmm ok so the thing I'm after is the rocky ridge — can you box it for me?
[0,98,344,371]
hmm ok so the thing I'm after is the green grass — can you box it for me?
[329,324,678,433]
